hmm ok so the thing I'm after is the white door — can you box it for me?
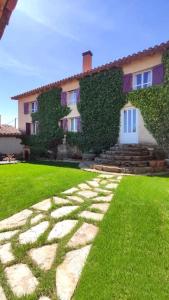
[120,107,138,144]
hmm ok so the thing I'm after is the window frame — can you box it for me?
[68,90,78,105]
[70,117,78,132]
[32,121,38,135]
[31,101,38,113]
[133,69,152,90]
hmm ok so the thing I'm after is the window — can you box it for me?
[32,121,38,135]
[68,90,77,105]
[26,123,31,135]
[70,118,78,132]
[31,101,38,113]
[133,70,152,90]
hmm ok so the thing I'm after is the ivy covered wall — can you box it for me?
[78,68,125,153]
[128,50,169,154]
[24,88,70,157]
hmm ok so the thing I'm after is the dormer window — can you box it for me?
[133,70,152,90]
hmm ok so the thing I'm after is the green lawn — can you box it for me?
[75,175,169,300]
[0,161,95,220]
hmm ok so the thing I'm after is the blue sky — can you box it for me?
[0,0,169,126]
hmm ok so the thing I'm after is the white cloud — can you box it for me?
[0,48,43,78]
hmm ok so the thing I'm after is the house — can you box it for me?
[0,0,18,39]
[11,41,168,147]
[0,124,23,155]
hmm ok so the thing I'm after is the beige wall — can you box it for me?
[18,93,39,132]
[123,53,162,74]
[0,137,23,154]
[138,111,157,144]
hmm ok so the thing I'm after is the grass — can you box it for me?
[74,175,169,300]
[0,161,96,220]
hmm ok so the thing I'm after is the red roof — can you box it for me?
[0,125,21,136]
[11,40,169,100]
[0,0,18,39]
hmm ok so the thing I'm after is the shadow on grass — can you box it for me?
[26,160,80,169]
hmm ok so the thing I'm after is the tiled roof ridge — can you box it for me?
[11,40,169,100]
[0,124,21,136]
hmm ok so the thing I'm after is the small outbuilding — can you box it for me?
[0,124,23,156]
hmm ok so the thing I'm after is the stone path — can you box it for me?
[0,174,122,299]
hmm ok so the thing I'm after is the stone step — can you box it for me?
[93,164,167,174]
[106,150,149,156]
[100,154,150,161]
[95,158,149,167]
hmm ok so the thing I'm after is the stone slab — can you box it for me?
[79,211,103,221]
[48,220,78,241]
[0,209,32,231]
[19,221,49,244]
[53,197,71,205]
[87,180,99,188]
[29,244,57,271]
[0,242,15,264]
[77,190,98,199]
[31,214,44,225]
[105,183,118,189]
[66,195,84,203]
[93,194,113,202]
[5,263,38,297]
[78,183,92,190]
[56,245,91,300]
[32,199,52,211]
[62,187,78,195]
[94,188,111,194]
[0,229,19,242]
[0,286,7,300]
[68,223,98,248]
[51,206,79,219]
[99,174,114,178]
[90,203,110,213]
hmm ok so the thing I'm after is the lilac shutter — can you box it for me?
[77,117,81,132]
[152,64,164,85]
[123,74,133,93]
[63,119,68,132]
[76,88,80,103]
[24,102,29,114]
[61,92,67,106]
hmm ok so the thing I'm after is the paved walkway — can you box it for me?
[0,174,122,300]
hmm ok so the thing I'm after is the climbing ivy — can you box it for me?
[24,88,70,158]
[128,50,169,154]
[78,68,125,153]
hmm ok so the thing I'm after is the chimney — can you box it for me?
[82,51,93,72]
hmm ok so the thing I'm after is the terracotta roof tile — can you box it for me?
[0,0,18,39]
[0,125,21,136]
[11,40,169,100]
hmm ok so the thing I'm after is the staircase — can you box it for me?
[93,144,167,174]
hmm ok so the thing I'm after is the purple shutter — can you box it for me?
[76,88,80,103]
[123,74,133,93]
[63,119,68,132]
[152,64,164,85]
[61,92,67,106]
[24,102,29,114]
[77,117,81,132]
